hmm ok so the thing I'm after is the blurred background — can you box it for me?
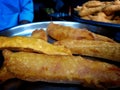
[33,0,87,22]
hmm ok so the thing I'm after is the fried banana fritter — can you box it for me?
[0,36,71,55]
[0,66,14,83]
[47,23,115,42]
[74,0,120,24]
[31,29,48,41]
[3,49,120,88]
[54,39,120,62]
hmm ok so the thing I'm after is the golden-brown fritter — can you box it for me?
[74,0,120,24]
[0,66,14,83]
[3,49,120,88]
[0,36,72,55]
[47,23,115,42]
[54,39,120,62]
[31,29,48,41]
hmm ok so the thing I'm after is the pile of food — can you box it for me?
[74,0,120,24]
[0,22,120,89]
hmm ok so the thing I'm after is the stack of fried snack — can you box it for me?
[74,0,120,24]
[0,22,120,89]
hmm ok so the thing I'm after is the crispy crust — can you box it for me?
[3,49,120,88]
[31,29,48,41]
[0,66,14,83]
[47,23,115,42]
[0,36,71,55]
[54,39,120,62]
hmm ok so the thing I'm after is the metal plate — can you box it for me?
[0,21,83,37]
[0,21,120,42]
[0,21,119,90]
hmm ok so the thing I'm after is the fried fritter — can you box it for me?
[83,0,103,8]
[80,6,104,17]
[0,36,71,55]
[54,39,120,62]
[31,29,48,41]
[74,0,120,24]
[88,12,112,23]
[47,23,115,42]
[3,49,120,88]
[103,5,120,15]
[0,66,14,83]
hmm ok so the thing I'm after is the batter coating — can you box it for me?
[0,36,71,55]
[54,39,120,62]
[3,49,120,88]
[47,23,115,42]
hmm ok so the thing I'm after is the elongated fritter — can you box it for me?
[47,23,115,42]
[0,66,14,83]
[0,36,71,55]
[54,39,120,62]
[31,29,48,41]
[3,49,120,88]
